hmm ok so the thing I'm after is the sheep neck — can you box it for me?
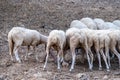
[40,34,48,44]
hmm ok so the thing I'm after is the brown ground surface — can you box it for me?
[0,0,120,80]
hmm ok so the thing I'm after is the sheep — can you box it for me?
[108,30,120,68]
[43,30,66,71]
[97,21,120,30]
[104,22,120,30]
[94,18,120,30]
[83,29,110,71]
[70,20,88,29]
[93,18,105,30]
[96,30,111,71]
[68,23,110,71]
[66,26,110,71]
[113,20,120,27]
[66,28,93,72]
[8,27,48,63]
[80,17,97,30]
[69,20,88,60]
[92,29,120,70]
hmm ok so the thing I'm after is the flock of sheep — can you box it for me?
[8,17,120,72]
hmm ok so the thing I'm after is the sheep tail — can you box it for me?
[52,36,58,43]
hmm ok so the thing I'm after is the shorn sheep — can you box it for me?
[68,26,110,71]
[43,30,66,71]
[66,28,92,72]
[108,30,120,68]
[70,20,88,29]
[80,17,97,30]
[104,22,120,30]
[79,29,110,71]
[113,20,120,27]
[8,27,48,63]
[93,30,111,71]
[93,18,105,30]
[94,18,120,30]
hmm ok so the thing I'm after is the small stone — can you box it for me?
[94,76,99,80]
[33,72,42,78]
[28,52,34,56]
[76,73,89,80]
[103,75,108,80]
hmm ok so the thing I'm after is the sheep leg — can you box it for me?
[9,47,14,61]
[10,51,14,61]
[105,48,111,67]
[111,48,120,68]
[25,46,30,60]
[14,46,21,63]
[88,48,93,70]
[95,39,102,70]
[69,47,76,72]
[33,46,39,61]
[43,45,50,70]
[105,38,111,68]
[96,50,102,70]
[60,43,65,63]
[100,49,109,71]
[69,37,79,72]
[60,50,64,63]
[57,50,61,71]
[110,52,115,60]
[86,48,92,70]
[49,49,57,63]
[8,37,14,61]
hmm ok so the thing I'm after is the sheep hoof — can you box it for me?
[43,68,47,71]
[88,67,93,71]
[69,69,74,73]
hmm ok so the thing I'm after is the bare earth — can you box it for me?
[0,0,120,80]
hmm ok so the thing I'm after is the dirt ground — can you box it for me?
[0,0,120,80]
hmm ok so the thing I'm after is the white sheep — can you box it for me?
[43,30,66,71]
[68,23,110,71]
[70,20,88,29]
[92,29,120,70]
[8,27,48,63]
[94,18,120,30]
[93,18,105,30]
[113,20,120,27]
[66,28,93,72]
[80,17,97,30]
[104,22,120,30]
[97,21,120,30]
[108,30,120,68]
[82,29,110,71]
[96,30,111,71]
